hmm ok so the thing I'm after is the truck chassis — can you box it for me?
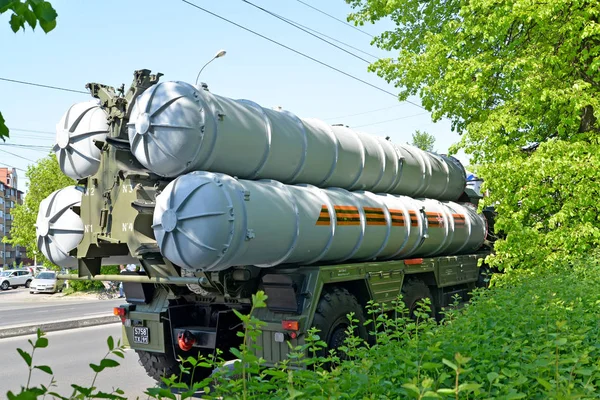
[100,252,490,381]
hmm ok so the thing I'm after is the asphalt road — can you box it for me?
[0,323,158,398]
[0,288,124,328]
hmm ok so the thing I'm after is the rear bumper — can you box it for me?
[122,310,167,353]
[119,302,247,361]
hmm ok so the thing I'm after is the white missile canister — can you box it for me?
[36,186,140,268]
[129,81,466,201]
[54,100,109,180]
[152,171,486,272]
[36,186,85,268]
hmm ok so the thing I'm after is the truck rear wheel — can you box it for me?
[311,287,368,359]
[401,279,436,320]
[136,349,182,383]
[136,332,214,384]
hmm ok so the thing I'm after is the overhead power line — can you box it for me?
[295,0,374,38]
[0,77,88,94]
[0,142,52,149]
[241,0,372,63]
[10,128,55,135]
[1,143,52,149]
[8,128,56,142]
[0,144,52,152]
[180,0,425,110]
[0,162,27,172]
[0,148,37,162]
[6,135,54,142]
[277,13,378,59]
[352,112,428,128]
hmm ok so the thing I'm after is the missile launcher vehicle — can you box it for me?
[39,70,494,382]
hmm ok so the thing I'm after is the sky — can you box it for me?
[0,0,464,193]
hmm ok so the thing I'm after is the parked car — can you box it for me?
[26,265,47,276]
[29,271,65,294]
[0,269,34,290]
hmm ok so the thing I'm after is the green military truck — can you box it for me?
[37,70,494,382]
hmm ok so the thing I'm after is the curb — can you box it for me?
[0,315,120,339]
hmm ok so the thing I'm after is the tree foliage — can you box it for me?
[0,0,58,140]
[0,0,57,33]
[346,0,600,270]
[410,130,435,152]
[4,153,74,267]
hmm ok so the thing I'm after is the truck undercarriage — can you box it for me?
[63,251,492,382]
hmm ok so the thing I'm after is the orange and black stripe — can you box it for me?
[334,205,361,226]
[316,205,331,226]
[363,207,386,226]
[426,212,444,227]
[452,213,466,227]
[408,210,419,227]
[388,209,406,227]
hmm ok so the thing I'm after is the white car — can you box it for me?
[0,269,34,290]
[29,271,65,294]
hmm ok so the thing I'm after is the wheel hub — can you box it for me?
[328,325,348,351]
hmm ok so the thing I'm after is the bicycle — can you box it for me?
[97,280,119,300]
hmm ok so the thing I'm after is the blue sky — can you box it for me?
[0,0,464,192]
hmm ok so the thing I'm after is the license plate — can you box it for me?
[133,326,149,344]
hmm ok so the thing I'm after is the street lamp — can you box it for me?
[195,49,227,85]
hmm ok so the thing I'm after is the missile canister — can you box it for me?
[152,171,486,272]
[54,100,109,180]
[36,186,138,268]
[36,186,85,268]
[128,81,466,201]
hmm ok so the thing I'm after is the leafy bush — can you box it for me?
[6,329,127,399]
[7,257,600,399]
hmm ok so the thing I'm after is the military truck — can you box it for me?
[37,70,494,382]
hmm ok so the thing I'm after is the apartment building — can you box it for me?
[0,167,31,268]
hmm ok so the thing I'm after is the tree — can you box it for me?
[4,153,74,267]
[346,0,600,271]
[411,130,435,152]
[0,0,58,140]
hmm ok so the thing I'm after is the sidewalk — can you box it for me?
[0,314,120,339]
[0,289,122,339]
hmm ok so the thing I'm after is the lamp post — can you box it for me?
[195,49,227,85]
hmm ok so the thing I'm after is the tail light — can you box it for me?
[113,307,126,323]
[282,320,299,338]
[282,320,299,331]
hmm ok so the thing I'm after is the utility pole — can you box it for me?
[2,198,5,268]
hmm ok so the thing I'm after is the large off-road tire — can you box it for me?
[136,349,183,383]
[311,287,368,359]
[401,279,436,320]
